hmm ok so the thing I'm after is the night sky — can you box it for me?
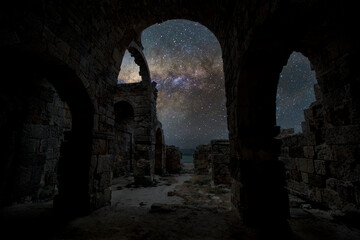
[118,20,317,148]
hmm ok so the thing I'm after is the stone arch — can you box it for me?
[225,1,360,231]
[154,126,166,175]
[0,47,94,218]
[128,41,151,84]
[118,41,151,84]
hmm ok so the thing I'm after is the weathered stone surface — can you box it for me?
[194,140,231,185]
[193,144,211,175]
[303,146,315,159]
[278,80,360,212]
[314,160,326,175]
[296,158,315,174]
[315,143,333,161]
[210,140,231,185]
[166,145,181,174]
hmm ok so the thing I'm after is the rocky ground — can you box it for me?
[2,163,360,239]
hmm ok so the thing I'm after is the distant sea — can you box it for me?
[180,149,195,163]
[181,155,193,163]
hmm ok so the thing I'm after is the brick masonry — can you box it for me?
[278,85,360,212]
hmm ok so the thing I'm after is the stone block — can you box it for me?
[92,139,107,154]
[325,125,360,145]
[193,144,211,175]
[22,138,39,153]
[296,158,314,173]
[23,124,50,139]
[301,121,311,134]
[289,146,304,158]
[314,160,326,175]
[44,158,57,172]
[301,172,309,183]
[304,108,313,121]
[291,169,302,182]
[280,146,289,157]
[308,174,324,187]
[332,145,358,163]
[166,145,181,174]
[279,157,296,170]
[303,146,315,159]
[97,155,113,174]
[315,143,333,160]
[309,187,322,203]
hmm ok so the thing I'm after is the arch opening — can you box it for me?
[110,19,231,211]
[143,19,228,150]
[115,101,135,124]
[0,48,94,220]
[276,51,317,134]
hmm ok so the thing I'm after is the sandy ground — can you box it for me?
[2,163,360,240]
[110,173,192,208]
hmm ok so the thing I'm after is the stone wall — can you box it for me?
[5,78,71,203]
[115,60,162,182]
[113,115,134,177]
[279,84,360,212]
[194,140,231,185]
[193,145,211,175]
[210,140,231,185]
[154,126,166,175]
[166,145,182,174]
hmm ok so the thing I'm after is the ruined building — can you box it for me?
[278,83,360,212]
[165,145,182,174]
[1,0,359,236]
[194,140,231,185]
[114,40,166,183]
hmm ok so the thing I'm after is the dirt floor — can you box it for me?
[1,163,360,239]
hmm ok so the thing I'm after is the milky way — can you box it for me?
[118,20,317,148]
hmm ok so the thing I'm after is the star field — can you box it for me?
[276,52,317,132]
[118,20,317,148]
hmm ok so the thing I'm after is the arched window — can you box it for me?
[276,51,317,133]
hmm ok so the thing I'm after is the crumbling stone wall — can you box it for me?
[113,101,134,177]
[194,140,231,185]
[114,41,163,182]
[166,145,182,174]
[210,140,231,185]
[193,145,211,175]
[154,126,166,175]
[2,78,71,204]
[279,84,360,212]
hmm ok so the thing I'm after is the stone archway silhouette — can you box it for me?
[0,47,94,217]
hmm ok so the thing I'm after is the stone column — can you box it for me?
[226,49,290,233]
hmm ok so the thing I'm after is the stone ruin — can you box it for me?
[1,1,359,234]
[194,140,231,185]
[165,145,182,174]
[193,144,211,175]
[278,84,360,212]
